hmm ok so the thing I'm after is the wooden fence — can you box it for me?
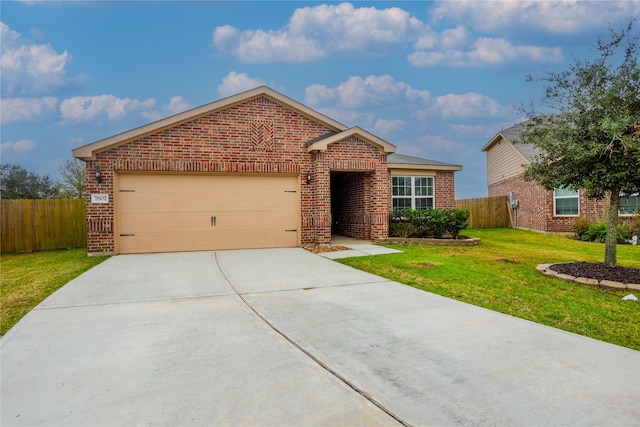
[455,196,511,229]
[1,199,86,253]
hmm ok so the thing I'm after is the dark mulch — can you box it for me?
[550,262,640,284]
[304,245,350,254]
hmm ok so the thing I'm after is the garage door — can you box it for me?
[115,174,299,254]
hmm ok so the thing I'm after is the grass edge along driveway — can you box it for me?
[339,228,640,351]
[1,249,107,337]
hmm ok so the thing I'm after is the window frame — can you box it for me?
[619,193,640,216]
[553,187,580,217]
[392,176,435,212]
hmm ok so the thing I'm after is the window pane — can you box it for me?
[414,198,433,209]
[392,176,411,196]
[556,198,578,215]
[393,198,412,211]
[620,195,639,215]
[555,187,578,197]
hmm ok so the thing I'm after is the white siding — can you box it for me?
[486,138,530,185]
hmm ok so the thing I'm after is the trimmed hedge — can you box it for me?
[390,208,470,239]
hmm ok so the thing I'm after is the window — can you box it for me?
[620,193,639,215]
[554,188,579,216]
[392,176,434,211]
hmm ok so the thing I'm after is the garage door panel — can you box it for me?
[116,174,300,254]
[120,213,212,233]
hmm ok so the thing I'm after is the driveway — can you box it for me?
[1,249,638,426]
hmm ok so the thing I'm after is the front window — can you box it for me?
[620,193,639,215]
[554,187,579,216]
[392,176,434,212]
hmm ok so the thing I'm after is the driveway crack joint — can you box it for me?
[213,252,412,427]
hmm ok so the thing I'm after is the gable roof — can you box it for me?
[306,126,396,154]
[482,121,540,163]
[73,86,349,160]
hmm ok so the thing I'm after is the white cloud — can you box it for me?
[213,2,425,63]
[0,22,83,95]
[60,95,156,121]
[217,72,266,97]
[1,97,58,124]
[432,1,640,35]
[416,134,460,153]
[1,139,36,154]
[142,96,191,121]
[312,106,376,128]
[373,118,404,136]
[409,37,562,68]
[306,75,431,109]
[414,92,513,120]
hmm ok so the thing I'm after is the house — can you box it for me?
[482,122,638,233]
[73,86,462,255]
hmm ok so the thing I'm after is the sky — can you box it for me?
[1,1,639,199]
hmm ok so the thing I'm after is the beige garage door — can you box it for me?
[115,174,300,254]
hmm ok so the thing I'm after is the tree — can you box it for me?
[0,164,60,199]
[520,19,640,267]
[58,159,86,199]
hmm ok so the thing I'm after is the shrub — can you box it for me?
[572,217,592,240]
[389,208,470,239]
[581,221,630,243]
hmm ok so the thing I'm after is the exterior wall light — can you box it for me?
[306,171,312,185]
[95,166,103,183]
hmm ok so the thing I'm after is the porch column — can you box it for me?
[313,151,332,245]
[370,161,390,241]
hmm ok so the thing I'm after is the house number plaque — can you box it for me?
[91,194,109,204]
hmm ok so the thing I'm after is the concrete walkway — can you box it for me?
[2,249,639,426]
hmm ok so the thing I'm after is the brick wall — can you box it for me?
[331,172,372,240]
[322,136,389,243]
[85,96,393,253]
[489,173,631,232]
[435,171,455,209]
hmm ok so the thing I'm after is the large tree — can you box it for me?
[57,159,86,199]
[520,19,640,267]
[0,164,59,199]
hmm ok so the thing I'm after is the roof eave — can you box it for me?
[481,133,504,152]
[73,86,349,161]
[307,127,396,154]
[388,162,463,172]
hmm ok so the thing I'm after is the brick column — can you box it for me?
[313,151,331,244]
[370,160,390,241]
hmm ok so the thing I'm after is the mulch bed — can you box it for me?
[550,262,640,285]
[304,245,350,254]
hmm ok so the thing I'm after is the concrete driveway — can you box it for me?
[1,249,638,426]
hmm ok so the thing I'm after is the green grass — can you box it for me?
[339,228,640,350]
[1,249,107,336]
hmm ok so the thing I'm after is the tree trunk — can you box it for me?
[604,188,620,267]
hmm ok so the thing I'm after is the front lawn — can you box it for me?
[339,228,640,350]
[1,249,107,336]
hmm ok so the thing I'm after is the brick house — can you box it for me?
[73,86,462,255]
[483,122,638,232]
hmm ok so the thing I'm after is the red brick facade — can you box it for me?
[435,171,455,209]
[489,173,632,232]
[79,89,459,255]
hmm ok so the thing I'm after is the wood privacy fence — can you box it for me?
[1,199,86,253]
[455,196,511,229]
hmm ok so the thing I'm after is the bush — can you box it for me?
[389,208,470,239]
[580,221,630,243]
[572,217,592,240]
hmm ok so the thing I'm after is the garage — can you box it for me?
[115,173,300,254]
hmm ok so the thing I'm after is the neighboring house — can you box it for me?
[73,86,462,255]
[482,122,638,233]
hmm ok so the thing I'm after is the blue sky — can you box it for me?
[2,1,638,198]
